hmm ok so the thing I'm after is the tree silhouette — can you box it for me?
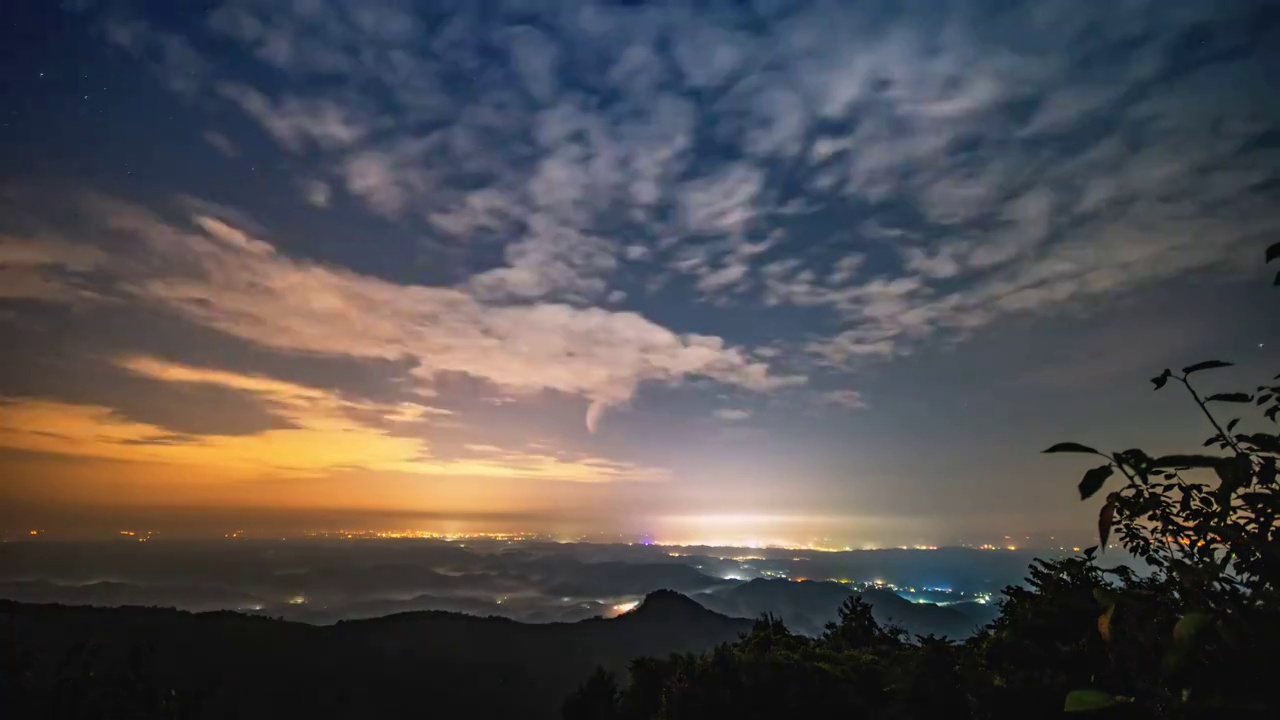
[562,667,620,720]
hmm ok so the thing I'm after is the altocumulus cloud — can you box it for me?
[13,0,1279,428]
[175,0,1274,368]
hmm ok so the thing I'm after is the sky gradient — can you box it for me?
[1,0,1276,546]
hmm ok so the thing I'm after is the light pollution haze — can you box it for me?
[0,0,1276,547]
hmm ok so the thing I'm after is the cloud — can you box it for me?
[713,408,751,421]
[0,235,106,302]
[819,390,867,410]
[827,255,865,285]
[685,235,778,299]
[103,18,209,96]
[584,399,609,434]
[1020,84,1127,137]
[87,0,1280,379]
[679,164,765,237]
[117,355,336,406]
[46,197,804,433]
[901,244,966,280]
[456,441,666,483]
[502,25,559,103]
[696,262,750,295]
[202,131,240,158]
[722,74,809,158]
[192,215,275,255]
[206,0,417,75]
[339,143,432,216]
[0,392,426,478]
[670,18,751,89]
[0,355,661,483]
[218,83,372,152]
[301,179,332,208]
[467,215,616,303]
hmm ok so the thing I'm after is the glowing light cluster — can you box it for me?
[653,539,852,553]
[305,529,546,542]
[611,601,639,616]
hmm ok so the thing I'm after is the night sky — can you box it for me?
[1,0,1276,546]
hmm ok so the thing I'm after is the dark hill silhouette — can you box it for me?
[695,578,993,637]
[0,591,751,720]
[623,588,716,619]
[0,579,265,612]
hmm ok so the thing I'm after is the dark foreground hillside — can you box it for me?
[0,590,749,720]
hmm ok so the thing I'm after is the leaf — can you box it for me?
[1150,454,1222,469]
[1082,545,1098,559]
[1259,458,1277,487]
[1092,586,1119,610]
[1213,455,1251,492]
[1238,433,1280,453]
[1182,360,1233,375]
[1227,418,1240,432]
[1078,464,1114,500]
[1241,492,1278,512]
[1098,493,1118,551]
[1116,448,1151,470]
[1043,442,1100,455]
[1151,374,1169,390]
[1173,612,1213,648]
[1206,393,1252,403]
[1268,240,1280,263]
[1064,690,1123,712]
[1098,604,1115,644]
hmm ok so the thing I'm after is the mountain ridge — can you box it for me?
[0,593,752,720]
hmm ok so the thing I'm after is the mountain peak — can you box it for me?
[631,589,710,617]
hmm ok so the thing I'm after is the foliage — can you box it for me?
[1032,355,1280,716]
[1046,361,1280,605]
[580,604,957,720]
[0,637,212,719]
[563,667,622,720]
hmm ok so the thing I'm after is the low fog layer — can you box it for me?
[0,539,1085,637]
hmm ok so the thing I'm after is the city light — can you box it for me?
[611,601,639,616]
[301,529,546,542]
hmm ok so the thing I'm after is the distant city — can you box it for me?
[0,527,1111,624]
[7,527,1093,556]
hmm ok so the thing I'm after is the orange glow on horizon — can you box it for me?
[0,356,669,519]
